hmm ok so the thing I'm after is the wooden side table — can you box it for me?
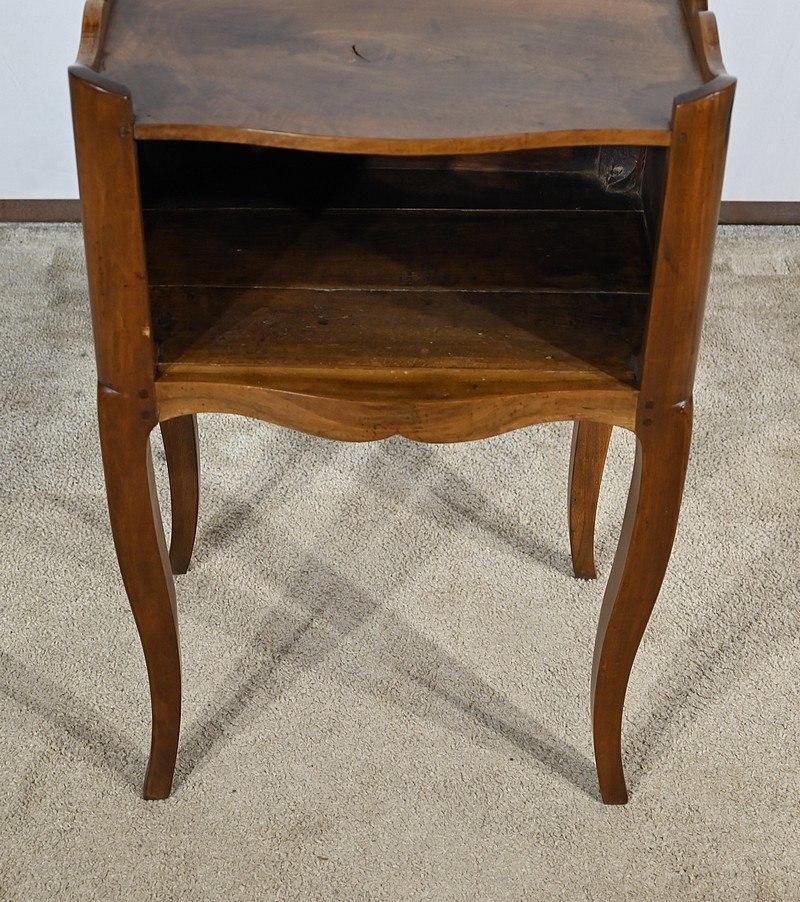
[70,0,734,802]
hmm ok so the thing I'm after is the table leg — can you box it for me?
[160,414,200,575]
[568,421,613,579]
[591,401,692,803]
[99,389,181,800]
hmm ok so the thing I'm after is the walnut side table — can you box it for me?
[70,0,735,802]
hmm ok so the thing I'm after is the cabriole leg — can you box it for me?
[568,420,613,579]
[99,388,181,800]
[591,402,692,804]
[160,414,200,575]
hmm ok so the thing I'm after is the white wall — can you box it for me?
[0,0,798,201]
[715,1,800,201]
[0,0,86,199]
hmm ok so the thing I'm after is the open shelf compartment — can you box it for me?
[141,145,654,397]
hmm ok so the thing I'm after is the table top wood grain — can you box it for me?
[94,0,706,152]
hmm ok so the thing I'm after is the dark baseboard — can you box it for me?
[0,199,81,222]
[719,201,800,225]
[1,199,799,226]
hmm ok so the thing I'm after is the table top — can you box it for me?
[87,0,707,152]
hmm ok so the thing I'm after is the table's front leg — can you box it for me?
[71,66,183,799]
[99,388,181,800]
[590,401,692,803]
[590,65,735,802]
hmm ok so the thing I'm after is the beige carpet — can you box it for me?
[0,223,798,900]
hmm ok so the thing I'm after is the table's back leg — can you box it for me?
[160,415,200,575]
[591,403,692,803]
[99,389,181,800]
[568,421,613,579]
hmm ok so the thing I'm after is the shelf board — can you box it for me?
[153,287,646,395]
[144,207,651,294]
[98,0,704,152]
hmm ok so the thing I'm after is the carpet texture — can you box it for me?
[0,224,798,900]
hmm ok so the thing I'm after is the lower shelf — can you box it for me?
[153,286,645,392]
